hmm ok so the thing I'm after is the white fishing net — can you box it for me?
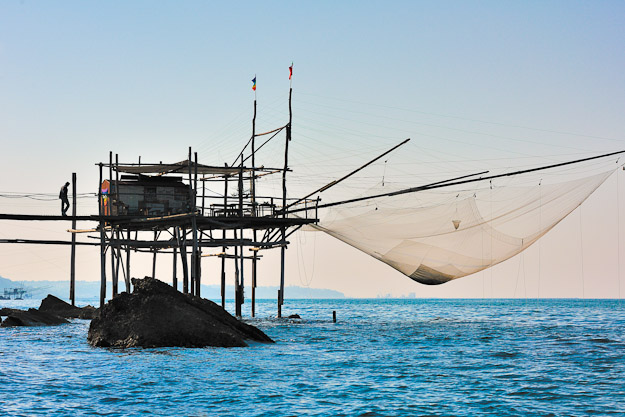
[311,169,614,284]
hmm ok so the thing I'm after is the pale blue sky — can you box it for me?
[1,1,624,298]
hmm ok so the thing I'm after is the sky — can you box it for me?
[1,1,624,299]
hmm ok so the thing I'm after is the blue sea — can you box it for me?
[1,298,625,416]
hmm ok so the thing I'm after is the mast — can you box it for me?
[279,87,292,317]
[252,98,258,317]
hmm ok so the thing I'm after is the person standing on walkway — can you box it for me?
[59,181,70,216]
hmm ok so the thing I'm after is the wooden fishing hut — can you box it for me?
[95,88,318,317]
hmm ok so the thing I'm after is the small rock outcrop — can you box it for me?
[39,295,97,319]
[88,277,274,348]
[0,308,69,327]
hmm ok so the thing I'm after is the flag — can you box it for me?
[252,77,256,91]
[289,63,293,80]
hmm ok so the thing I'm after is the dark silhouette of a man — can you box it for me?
[60,182,70,216]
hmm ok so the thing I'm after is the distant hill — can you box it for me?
[0,276,13,288]
[0,276,344,301]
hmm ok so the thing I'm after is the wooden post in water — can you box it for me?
[278,87,293,317]
[237,163,244,315]
[234,229,241,317]
[69,172,77,306]
[221,173,228,308]
[252,250,257,317]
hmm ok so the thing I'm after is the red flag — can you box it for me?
[289,63,293,80]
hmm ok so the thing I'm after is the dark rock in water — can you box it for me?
[39,295,97,319]
[1,308,69,327]
[0,308,20,316]
[88,277,274,348]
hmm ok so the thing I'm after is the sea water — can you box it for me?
[1,298,624,416]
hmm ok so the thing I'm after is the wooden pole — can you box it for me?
[221,174,228,308]
[278,87,292,317]
[152,230,158,279]
[234,229,241,317]
[180,227,189,294]
[173,229,178,291]
[69,172,77,306]
[191,216,198,297]
[125,229,131,292]
[237,164,244,314]
[111,231,118,297]
[251,99,257,317]
[115,230,121,294]
[108,152,117,298]
[194,151,200,297]
[98,163,106,308]
[252,251,257,317]
[115,230,122,288]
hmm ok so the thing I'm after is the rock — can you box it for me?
[1,308,69,327]
[39,295,97,319]
[88,277,274,348]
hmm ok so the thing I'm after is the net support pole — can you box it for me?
[279,87,292,317]
[69,172,77,306]
[252,99,257,317]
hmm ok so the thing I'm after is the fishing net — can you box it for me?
[311,169,614,284]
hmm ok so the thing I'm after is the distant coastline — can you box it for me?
[0,275,345,301]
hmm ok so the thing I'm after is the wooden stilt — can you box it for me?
[240,228,244,309]
[173,233,178,291]
[195,151,201,298]
[111,231,118,297]
[221,174,228,308]
[278,88,293,317]
[191,216,199,297]
[125,229,131,292]
[251,99,257,317]
[252,252,257,317]
[180,228,189,294]
[152,230,157,279]
[115,230,121,294]
[98,163,106,308]
[234,229,241,317]
[69,172,77,306]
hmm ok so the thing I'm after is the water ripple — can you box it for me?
[1,299,625,415]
